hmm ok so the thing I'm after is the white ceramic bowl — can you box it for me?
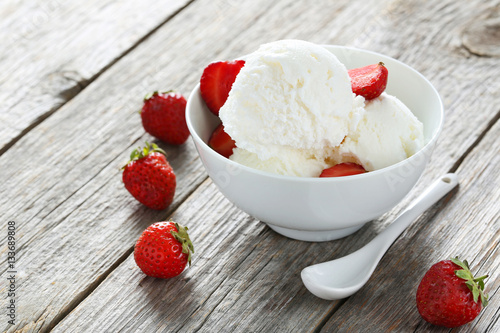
[186,45,443,242]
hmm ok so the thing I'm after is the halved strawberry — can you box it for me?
[319,163,366,177]
[208,123,236,158]
[200,60,245,116]
[348,62,388,100]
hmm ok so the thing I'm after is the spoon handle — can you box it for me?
[366,173,459,260]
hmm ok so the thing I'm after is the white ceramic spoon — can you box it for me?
[301,173,459,300]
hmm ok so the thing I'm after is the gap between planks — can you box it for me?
[449,109,500,173]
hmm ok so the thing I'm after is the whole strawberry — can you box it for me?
[141,91,190,145]
[122,142,176,210]
[134,221,194,278]
[416,257,488,328]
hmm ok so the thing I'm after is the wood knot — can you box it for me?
[44,70,87,100]
[462,17,500,57]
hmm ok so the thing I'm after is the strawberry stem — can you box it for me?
[171,222,194,266]
[144,90,175,101]
[122,141,166,169]
[144,91,159,101]
[451,257,489,307]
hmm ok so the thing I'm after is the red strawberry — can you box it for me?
[208,123,236,158]
[134,221,194,278]
[141,91,190,145]
[416,257,489,328]
[348,62,388,100]
[319,163,366,177]
[200,60,245,115]
[122,142,176,210]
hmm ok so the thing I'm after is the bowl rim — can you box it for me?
[186,44,444,183]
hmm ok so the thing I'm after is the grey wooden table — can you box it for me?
[1,0,499,332]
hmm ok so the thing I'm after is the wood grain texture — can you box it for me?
[51,179,340,333]
[0,0,499,332]
[0,0,191,153]
[47,0,500,332]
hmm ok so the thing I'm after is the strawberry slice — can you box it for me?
[348,62,388,100]
[319,163,366,177]
[208,123,236,158]
[200,60,245,116]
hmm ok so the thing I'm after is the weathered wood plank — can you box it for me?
[0,0,379,331]
[52,116,500,332]
[51,178,337,333]
[44,0,500,332]
[1,0,499,332]
[0,0,192,153]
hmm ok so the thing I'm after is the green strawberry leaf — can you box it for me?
[171,222,195,266]
[465,280,474,291]
[144,91,159,102]
[475,274,488,287]
[130,148,139,161]
[472,286,480,303]
[451,257,469,270]
[455,269,470,280]
[451,257,489,307]
[122,142,167,169]
[480,290,489,307]
[144,90,174,101]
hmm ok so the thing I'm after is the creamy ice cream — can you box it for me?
[229,146,329,177]
[336,93,424,171]
[218,40,424,177]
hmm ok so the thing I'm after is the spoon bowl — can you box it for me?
[301,173,459,300]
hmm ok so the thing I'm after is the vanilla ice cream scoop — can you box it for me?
[229,146,329,177]
[219,39,364,163]
[337,93,424,171]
